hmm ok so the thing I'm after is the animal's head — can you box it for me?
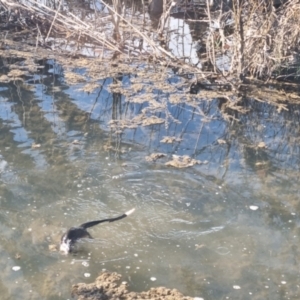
[60,236,71,254]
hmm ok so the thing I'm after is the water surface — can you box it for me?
[0,59,299,300]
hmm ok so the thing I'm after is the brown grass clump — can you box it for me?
[72,272,194,300]
[208,0,300,81]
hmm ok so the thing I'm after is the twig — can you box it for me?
[45,0,62,41]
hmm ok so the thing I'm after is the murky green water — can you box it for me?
[0,59,300,300]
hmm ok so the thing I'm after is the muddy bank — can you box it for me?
[72,272,195,300]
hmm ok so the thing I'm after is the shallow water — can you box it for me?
[0,59,300,300]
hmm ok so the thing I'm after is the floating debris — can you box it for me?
[150,277,157,281]
[195,244,204,250]
[72,140,81,145]
[217,139,227,144]
[145,153,166,162]
[84,273,91,278]
[31,143,41,149]
[160,136,182,143]
[79,82,100,93]
[82,261,89,267]
[48,244,57,252]
[257,142,267,148]
[165,155,201,168]
[233,285,241,289]
[142,116,165,126]
[12,266,21,271]
[8,69,28,78]
[64,71,86,84]
[0,75,9,82]
[255,161,268,166]
[249,205,259,211]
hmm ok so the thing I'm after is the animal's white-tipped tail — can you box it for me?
[125,208,135,216]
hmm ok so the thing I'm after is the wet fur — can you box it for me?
[60,208,135,254]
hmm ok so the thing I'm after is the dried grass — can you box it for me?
[1,0,119,51]
[1,0,300,85]
[211,0,300,80]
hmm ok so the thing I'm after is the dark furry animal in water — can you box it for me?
[60,208,135,254]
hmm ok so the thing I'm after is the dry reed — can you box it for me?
[1,0,300,84]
